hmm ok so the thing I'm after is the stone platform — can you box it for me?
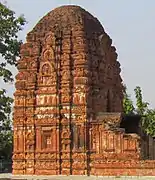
[0,174,155,180]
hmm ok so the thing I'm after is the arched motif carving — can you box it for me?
[61,69,70,80]
[43,48,54,61]
[41,63,52,75]
[44,32,55,46]
[25,131,35,150]
[62,129,71,139]
[29,61,37,69]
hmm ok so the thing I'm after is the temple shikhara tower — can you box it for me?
[13,5,155,176]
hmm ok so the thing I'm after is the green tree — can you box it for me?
[0,2,26,160]
[123,84,135,114]
[134,86,149,115]
[144,109,155,137]
[123,85,155,137]
[0,89,13,159]
[134,86,155,137]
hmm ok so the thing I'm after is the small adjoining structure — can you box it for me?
[13,5,155,176]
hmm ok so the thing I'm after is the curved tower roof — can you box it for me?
[27,5,105,41]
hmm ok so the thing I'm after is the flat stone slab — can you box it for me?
[0,174,155,180]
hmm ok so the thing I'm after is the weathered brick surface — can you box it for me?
[13,5,155,176]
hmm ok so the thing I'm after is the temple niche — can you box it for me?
[13,5,155,176]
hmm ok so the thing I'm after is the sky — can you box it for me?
[2,0,155,108]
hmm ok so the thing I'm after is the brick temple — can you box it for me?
[13,5,155,176]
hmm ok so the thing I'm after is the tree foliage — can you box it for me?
[0,89,13,159]
[0,2,26,160]
[134,86,149,115]
[123,84,135,115]
[0,2,26,82]
[123,85,155,137]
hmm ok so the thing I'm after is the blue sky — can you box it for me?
[3,0,155,108]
